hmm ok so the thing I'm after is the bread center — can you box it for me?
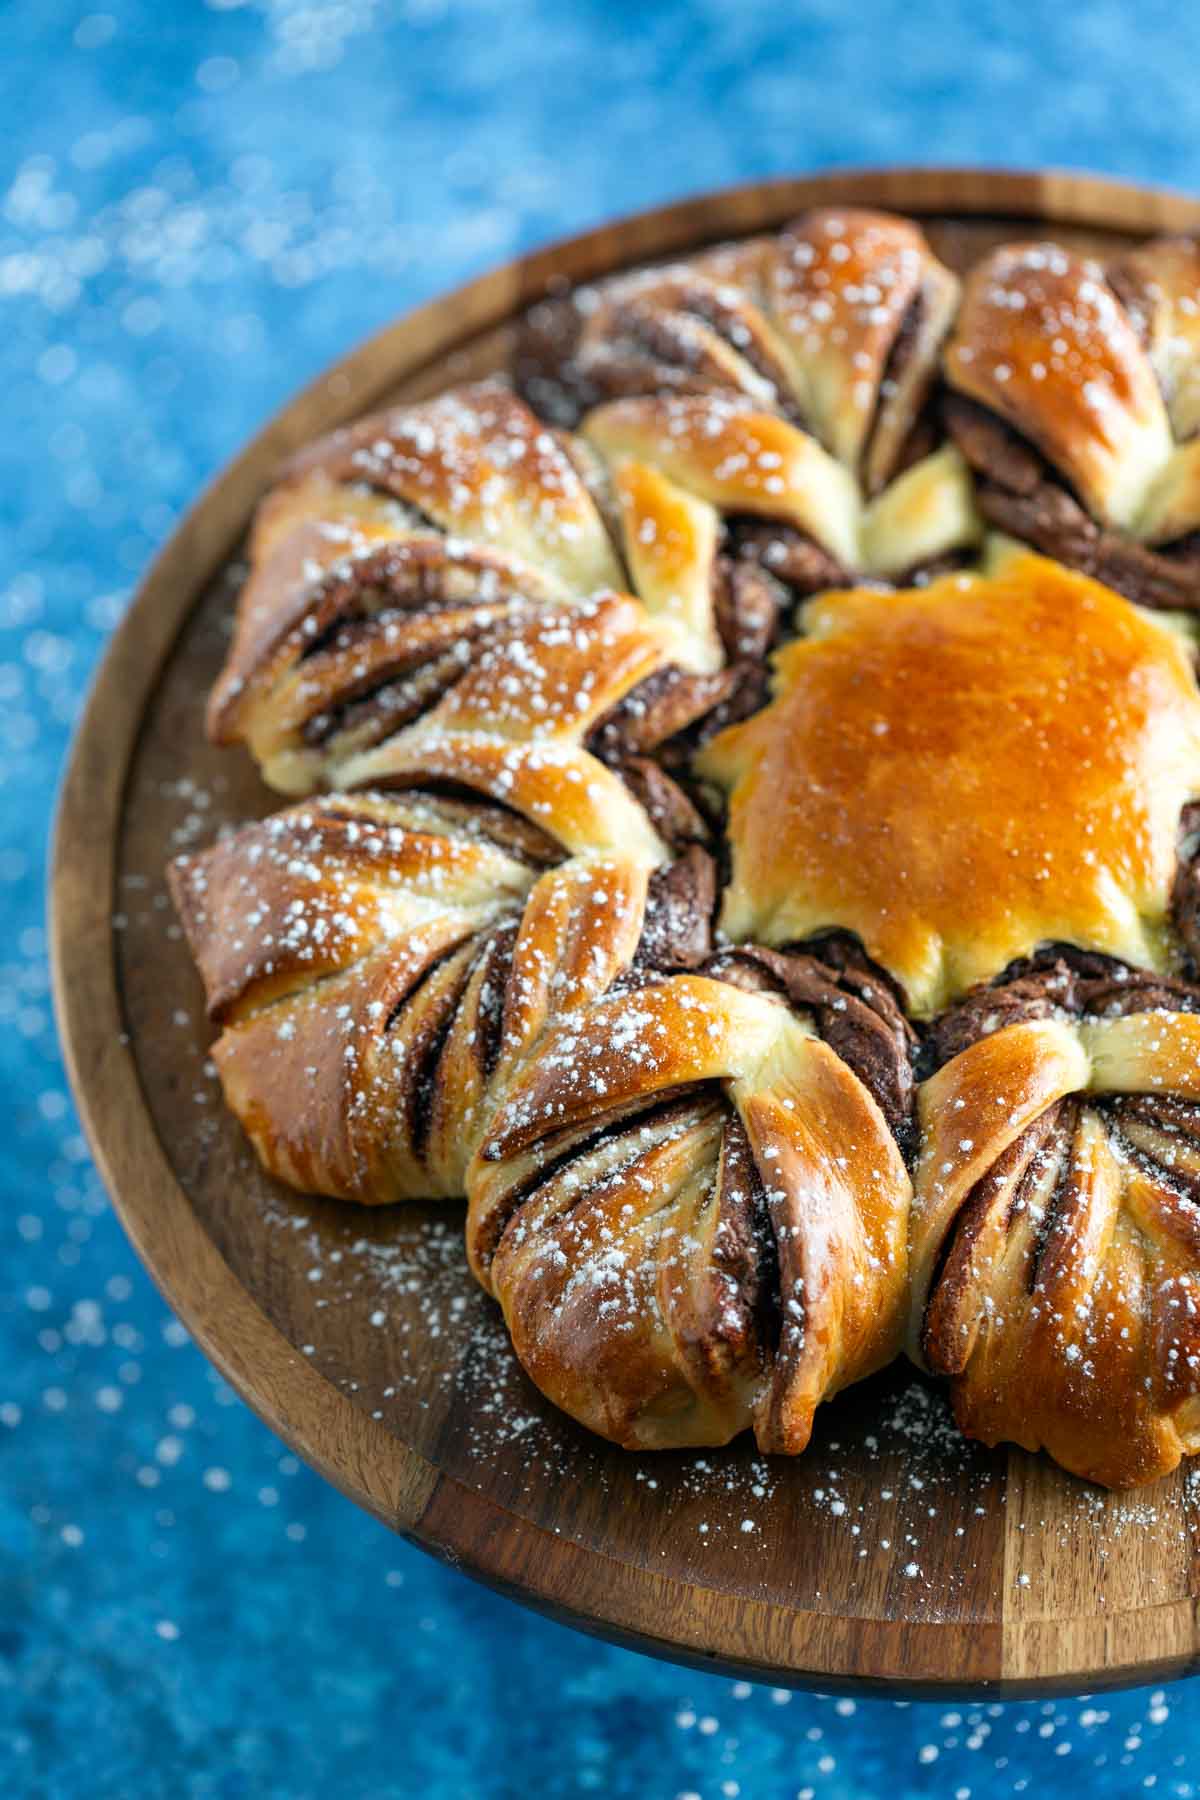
[701,550,1200,1015]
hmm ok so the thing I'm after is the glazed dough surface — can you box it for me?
[703,552,1200,1015]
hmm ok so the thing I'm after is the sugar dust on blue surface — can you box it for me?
[4,0,1200,1794]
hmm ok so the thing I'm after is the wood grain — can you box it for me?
[50,169,1200,1695]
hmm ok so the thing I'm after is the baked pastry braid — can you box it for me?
[326,590,673,866]
[172,586,689,1198]
[170,790,555,1201]
[522,208,959,488]
[944,236,1200,609]
[566,211,981,610]
[911,950,1200,1487]
[467,951,914,1452]
[173,206,1200,1485]
[169,788,677,1203]
[584,393,980,610]
[206,383,640,793]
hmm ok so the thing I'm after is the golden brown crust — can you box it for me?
[945,235,1200,557]
[166,791,538,1026]
[468,974,911,1452]
[1113,235,1200,443]
[280,383,625,595]
[529,207,960,492]
[911,1008,1200,1487]
[518,209,978,619]
[702,553,1200,1017]
[767,208,959,490]
[332,592,673,865]
[169,788,661,1203]
[207,383,635,792]
[215,221,1200,814]
[945,242,1172,530]
[208,511,563,763]
[584,392,864,567]
[609,461,725,672]
[583,390,979,590]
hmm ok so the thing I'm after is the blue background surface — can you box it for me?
[6,1,1200,1793]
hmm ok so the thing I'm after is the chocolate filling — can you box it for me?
[634,847,717,973]
[712,553,789,659]
[920,1098,1080,1372]
[484,1087,784,1400]
[468,920,521,1086]
[944,395,1200,612]
[605,292,785,408]
[923,1079,1200,1377]
[713,1111,781,1364]
[587,663,770,854]
[301,641,482,752]
[862,287,937,489]
[513,283,591,425]
[514,271,799,426]
[476,1085,712,1268]
[588,665,748,763]
[340,780,564,867]
[1172,801,1200,974]
[929,943,1200,1071]
[294,542,529,661]
[705,935,918,1156]
[615,757,713,852]
[727,518,853,600]
[1105,1093,1200,1205]
[395,938,485,1159]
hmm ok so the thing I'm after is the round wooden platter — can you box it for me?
[51,168,1200,1697]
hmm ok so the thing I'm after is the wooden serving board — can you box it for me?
[51,169,1200,1696]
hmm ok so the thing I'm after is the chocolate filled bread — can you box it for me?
[170,207,1200,1487]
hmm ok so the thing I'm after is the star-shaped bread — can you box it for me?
[702,551,1200,1015]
